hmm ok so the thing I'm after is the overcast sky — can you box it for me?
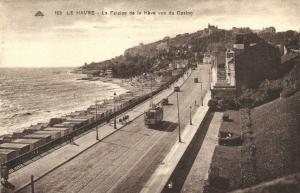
[0,0,299,67]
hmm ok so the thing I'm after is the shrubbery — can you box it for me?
[208,98,240,111]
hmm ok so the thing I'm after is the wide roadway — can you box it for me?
[19,65,210,193]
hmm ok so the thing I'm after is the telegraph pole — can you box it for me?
[189,105,192,125]
[95,98,99,140]
[113,92,117,129]
[31,175,35,193]
[200,82,203,106]
[176,90,182,143]
[150,74,154,107]
[95,98,97,122]
[209,65,211,89]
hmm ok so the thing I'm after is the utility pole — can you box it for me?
[95,98,97,122]
[209,65,211,89]
[95,98,99,140]
[175,90,182,142]
[150,74,154,107]
[189,105,192,125]
[113,92,117,129]
[200,82,203,106]
[31,175,35,193]
[1,164,8,185]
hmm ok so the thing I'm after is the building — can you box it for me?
[210,50,236,100]
[204,24,219,36]
[169,59,188,70]
[105,68,113,78]
[203,52,213,65]
[210,33,280,100]
[261,27,276,33]
[156,41,170,53]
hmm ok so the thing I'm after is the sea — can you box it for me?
[0,68,128,136]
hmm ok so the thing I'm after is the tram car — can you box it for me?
[144,104,163,126]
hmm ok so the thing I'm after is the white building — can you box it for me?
[225,49,236,87]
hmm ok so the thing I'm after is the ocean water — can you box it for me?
[0,68,127,135]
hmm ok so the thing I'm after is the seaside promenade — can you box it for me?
[1,64,210,193]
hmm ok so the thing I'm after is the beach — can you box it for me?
[0,68,129,136]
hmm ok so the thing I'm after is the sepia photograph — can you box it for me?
[0,0,299,192]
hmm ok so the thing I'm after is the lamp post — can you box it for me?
[95,98,99,140]
[1,164,8,185]
[31,175,35,193]
[150,74,154,107]
[189,105,192,125]
[113,92,117,129]
[200,81,203,106]
[175,88,182,143]
[209,65,211,89]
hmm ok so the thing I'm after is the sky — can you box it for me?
[0,0,299,68]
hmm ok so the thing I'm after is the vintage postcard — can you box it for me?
[0,0,299,193]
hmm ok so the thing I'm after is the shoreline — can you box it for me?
[0,75,129,137]
[0,74,156,138]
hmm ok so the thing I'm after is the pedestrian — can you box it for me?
[68,133,74,143]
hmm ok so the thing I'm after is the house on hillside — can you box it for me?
[156,41,170,52]
[169,59,188,70]
[204,24,219,36]
[210,33,281,100]
[105,68,113,78]
[203,52,213,65]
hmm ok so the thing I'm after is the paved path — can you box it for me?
[2,65,210,193]
[140,91,211,193]
[180,112,223,193]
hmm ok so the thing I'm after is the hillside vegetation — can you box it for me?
[80,29,229,78]
[80,26,299,79]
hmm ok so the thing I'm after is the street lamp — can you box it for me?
[113,92,117,129]
[200,81,203,106]
[189,105,192,125]
[95,98,99,140]
[175,88,182,143]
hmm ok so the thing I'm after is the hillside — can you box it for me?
[79,26,299,79]
[231,173,300,193]
[251,90,300,183]
[206,90,299,193]
[79,25,234,78]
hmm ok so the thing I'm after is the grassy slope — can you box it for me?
[210,146,242,190]
[208,111,244,193]
[219,110,241,135]
[207,91,299,193]
[252,91,300,182]
[231,173,300,193]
